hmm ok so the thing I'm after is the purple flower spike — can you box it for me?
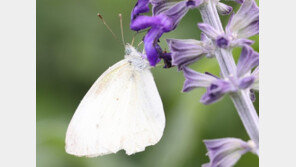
[167,38,214,69]
[237,45,259,77]
[182,67,217,92]
[202,138,257,167]
[201,79,236,105]
[226,0,259,39]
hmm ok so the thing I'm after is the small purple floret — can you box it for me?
[216,36,229,48]
[201,79,235,105]
[203,138,257,167]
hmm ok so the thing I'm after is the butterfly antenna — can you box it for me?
[137,41,144,47]
[131,33,136,46]
[118,13,125,46]
[97,13,120,43]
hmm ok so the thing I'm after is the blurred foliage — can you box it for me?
[37,0,259,166]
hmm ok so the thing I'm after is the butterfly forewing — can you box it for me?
[65,58,165,157]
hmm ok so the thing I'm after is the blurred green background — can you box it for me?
[37,0,259,167]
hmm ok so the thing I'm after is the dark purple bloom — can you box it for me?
[130,0,202,66]
[142,27,163,66]
[203,138,257,167]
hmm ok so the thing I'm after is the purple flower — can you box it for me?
[237,45,259,77]
[166,34,215,69]
[130,0,203,66]
[203,138,257,167]
[234,45,259,90]
[226,0,259,39]
[182,67,217,92]
[183,67,237,105]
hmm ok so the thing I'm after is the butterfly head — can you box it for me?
[125,44,150,70]
[125,44,138,55]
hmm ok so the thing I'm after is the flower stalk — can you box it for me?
[199,0,259,147]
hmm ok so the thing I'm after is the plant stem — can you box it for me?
[199,0,259,147]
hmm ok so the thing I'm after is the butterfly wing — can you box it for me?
[65,59,165,157]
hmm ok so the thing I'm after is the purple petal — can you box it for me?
[161,1,189,31]
[143,27,163,66]
[231,38,254,47]
[182,67,217,92]
[152,1,176,16]
[198,23,221,39]
[203,138,257,167]
[226,0,259,39]
[239,75,255,89]
[201,33,215,58]
[131,0,150,20]
[167,38,214,69]
[130,15,162,31]
[237,45,259,77]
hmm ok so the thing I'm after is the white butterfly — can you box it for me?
[65,44,165,157]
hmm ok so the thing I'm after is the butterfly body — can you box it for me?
[65,44,165,157]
